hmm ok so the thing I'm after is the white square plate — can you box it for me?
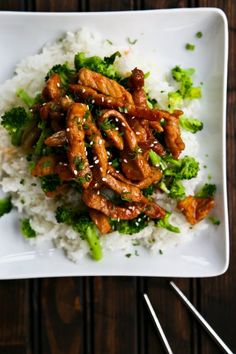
[0,8,229,279]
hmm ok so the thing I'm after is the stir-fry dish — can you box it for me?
[0,49,217,261]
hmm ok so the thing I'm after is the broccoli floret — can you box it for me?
[40,174,62,193]
[55,207,102,261]
[45,63,75,85]
[149,150,167,171]
[34,121,51,156]
[179,115,203,133]
[185,43,195,51]
[164,155,199,180]
[1,107,29,146]
[169,179,185,200]
[156,212,180,233]
[0,196,12,217]
[110,214,149,235]
[20,218,36,238]
[142,184,155,197]
[16,88,36,107]
[74,51,121,79]
[169,66,201,108]
[208,216,220,225]
[168,92,183,110]
[195,183,216,198]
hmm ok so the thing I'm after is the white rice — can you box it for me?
[0,29,210,262]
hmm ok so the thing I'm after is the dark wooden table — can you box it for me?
[0,1,235,353]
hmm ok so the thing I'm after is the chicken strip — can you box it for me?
[121,152,151,181]
[66,103,91,188]
[31,155,56,177]
[83,112,108,177]
[44,130,67,147]
[135,167,162,189]
[164,114,185,159]
[82,189,143,220]
[78,68,134,104]
[89,209,112,234]
[42,74,63,101]
[103,174,144,203]
[177,195,215,225]
[69,84,170,121]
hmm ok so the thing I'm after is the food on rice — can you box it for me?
[0,29,217,262]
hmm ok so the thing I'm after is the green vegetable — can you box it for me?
[169,66,202,109]
[16,88,36,107]
[74,156,84,171]
[185,43,195,51]
[110,214,149,235]
[179,115,203,133]
[169,179,185,200]
[196,31,203,38]
[99,118,116,130]
[142,184,155,197]
[40,174,61,193]
[156,212,180,233]
[149,150,167,170]
[208,216,220,225]
[74,51,121,80]
[0,197,12,217]
[127,38,137,45]
[20,218,36,238]
[164,155,199,180]
[56,207,102,260]
[1,107,30,146]
[45,63,75,85]
[34,121,51,156]
[195,183,216,198]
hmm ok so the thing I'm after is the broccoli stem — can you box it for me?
[84,224,103,261]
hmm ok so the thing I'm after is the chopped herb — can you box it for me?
[118,106,128,113]
[74,156,84,171]
[142,184,155,197]
[83,110,90,120]
[106,39,113,45]
[0,197,12,217]
[196,31,203,38]
[127,38,137,45]
[195,183,216,198]
[121,191,132,202]
[42,160,52,168]
[99,118,116,131]
[20,179,25,185]
[111,158,120,169]
[208,216,220,225]
[159,249,163,255]
[132,239,141,246]
[135,250,139,256]
[128,146,142,160]
[125,253,132,258]
[40,174,61,193]
[20,218,36,238]
[185,43,195,51]
[144,71,150,79]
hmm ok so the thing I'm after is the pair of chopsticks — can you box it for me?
[143,282,234,354]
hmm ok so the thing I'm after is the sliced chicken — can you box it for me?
[177,195,215,225]
[164,114,185,159]
[42,74,63,101]
[89,209,112,234]
[44,130,67,147]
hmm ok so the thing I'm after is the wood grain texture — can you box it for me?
[35,0,79,12]
[92,277,138,354]
[87,0,134,11]
[40,278,85,354]
[0,0,24,10]
[143,0,189,9]
[0,280,30,354]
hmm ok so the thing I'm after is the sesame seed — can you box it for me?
[121,122,126,127]
[89,165,94,168]
[57,83,60,87]
[66,128,70,132]
[131,116,135,120]
[136,132,141,135]
[90,141,94,145]
[150,143,154,147]
[42,103,46,106]
[107,100,112,103]
[115,127,119,131]
[74,170,78,175]
[108,162,112,165]
[94,160,99,164]
[82,88,86,93]
[117,218,120,222]
[97,191,100,195]
[65,95,70,99]
[94,183,98,188]
[123,159,128,163]
[101,97,105,102]
[115,118,119,122]
[116,170,120,173]
[102,177,107,181]
[91,99,95,104]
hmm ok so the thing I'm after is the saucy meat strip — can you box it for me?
[82,189,143,220]
[31,155,56,177]
[177,196,215,225]
[78,68,134,104]
[83,112,108,178]
[66,103,91,187]
[69,83,170,121]
[103,174,145,203]
[44,130,67,147]
[98,109,137,151]
[42,74,63,101]
[89,209,112,234]
[164,114,185,159]
[121,152,151,181]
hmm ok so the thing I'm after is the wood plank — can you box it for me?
[142,0,189,9]
[35,0,78,11]
[0,0,24,10]
[194,0,236,353]
[40,278,85,354]
[0,280,31,354]
[92,277,138,354]
[87,0,134,11]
